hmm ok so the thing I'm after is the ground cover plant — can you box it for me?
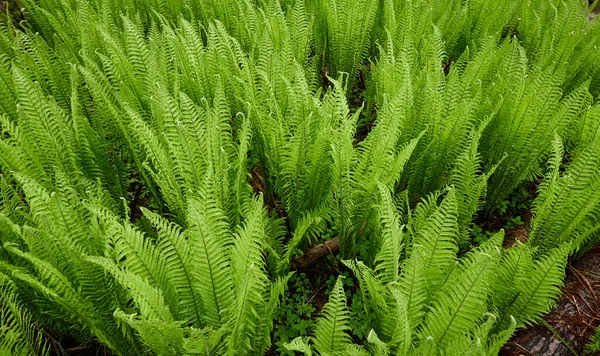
[1,0,600,354]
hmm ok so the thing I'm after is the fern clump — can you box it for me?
[1,0,600,354]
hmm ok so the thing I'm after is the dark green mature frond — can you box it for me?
[0,272,50,356]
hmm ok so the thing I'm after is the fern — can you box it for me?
[529,133,600,254]
[0,272,50,356]
[418,246,498,352]
[2,0,600,354]
[585,325,600,355]
[285,276,357,355]
[324,0,379,89]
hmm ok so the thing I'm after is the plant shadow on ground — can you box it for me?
[472,180,539,249]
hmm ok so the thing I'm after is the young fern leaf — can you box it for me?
[187,196,234,328]
[313,276,352,355]
[366,329,389,356]
[502,244,570,327]
[284,337,313,356]
[374,183,404,284]
[142,207,203,327]
[419,249,497,353]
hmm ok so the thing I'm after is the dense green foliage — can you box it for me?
[1,0,600,354]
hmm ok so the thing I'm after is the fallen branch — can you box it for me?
[292,236,340,269]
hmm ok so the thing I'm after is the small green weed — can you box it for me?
[504,216,524,230]
[273,273,317,354]
[472,224,496,244]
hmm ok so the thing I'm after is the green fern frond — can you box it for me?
[529,131,600,253]
[408,189,460,293]
[114,310,184,356]
[502,244,570,327]
[284,336,313,356]
[0,272,50,356]
[419,248,498,352]
[187,197,234,328]
[142,207,203,327]
[87,256,174,323]
[313,276,352,355]
[373,183,404,284]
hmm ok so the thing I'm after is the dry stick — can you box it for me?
[292,236,340,269]
[291,219,369,269]
[570,264,597,300]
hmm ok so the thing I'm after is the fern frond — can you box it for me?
[373,183,404,284]
[503,244,570,327]
[114,310,184,356]
[419,248,497,352]
[408,189,460,293]
[225,197,271,355]
[187,197,234,328]
[142,207,203,326]
[182,326,227,355]
[396,246,428,330]
[284,336,313,355]
[313,276,352,355]
[0,272,50,356]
